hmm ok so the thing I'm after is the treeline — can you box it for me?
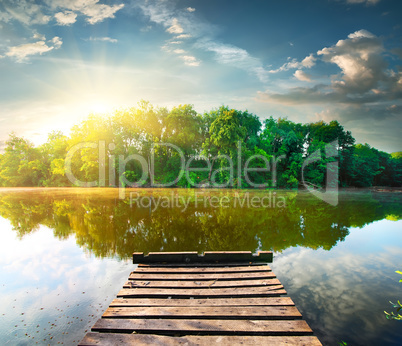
[0,101,401,188]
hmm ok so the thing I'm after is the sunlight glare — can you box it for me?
[89,101,110,114]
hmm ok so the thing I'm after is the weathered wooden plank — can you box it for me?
[80,332,322,346]
[133,251,273,264]
[91,318,313,335]
[138,261,269,268]
[134,265,272,274]
[123,278,281,289]
[80,332,321,346]
[81,253,320,345]
[102,306,302,319]
[129,271,276,281]
[110,297,295,307]
[117,286,286,298]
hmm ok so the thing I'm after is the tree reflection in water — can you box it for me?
[0,188,400,259]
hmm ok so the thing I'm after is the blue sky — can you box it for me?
[0,0,401,152]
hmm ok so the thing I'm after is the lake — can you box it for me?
[0,188,401,345]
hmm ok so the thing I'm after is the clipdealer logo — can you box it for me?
[64,139,339,206]
[301,140,339,206]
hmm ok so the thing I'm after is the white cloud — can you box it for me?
[259,29,399,105]
[269,53,316,73]
[138,0,269,82]
[301,53,316,68]
[175,34,192,39]
[181,55,200,67]
[346,0,381,5]
[317,29,386,93]
[166,18,184,34]
[47,0,124,25]
[0,0,123,27]
[5,36,62,63]
[88,36,118,43]
[50,36,63,49]
[198,40,269,83]
[33,32,46,41]
[137,0,173,25]
[1,0,51,25]
[55,11,77,26]
[163,47,200,67]
[186,7,196,12]
[347,29,375,39]
[257,29,402,152]
[0,10,13,23]
[204,43,249,64]
[80,3,124,24]
[173,48,186,54]
[294,70,312,82]
[6,41,53,62]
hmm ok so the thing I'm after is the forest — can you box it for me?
[0,101,401,188]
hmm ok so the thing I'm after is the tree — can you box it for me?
[203,108,246,185]
[68,114,114,186]
[39,131,70,186]
[0,133,42,186]
[350,144,381,187]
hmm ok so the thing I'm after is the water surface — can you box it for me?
[0,188,401,345]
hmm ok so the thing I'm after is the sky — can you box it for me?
[0,0,401,153]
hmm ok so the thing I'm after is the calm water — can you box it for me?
[0,188,401,345]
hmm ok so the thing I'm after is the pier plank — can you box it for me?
[138,261,269,267]
[80,251,321,345]
[128,271,276,281]
[80,332,322,346]
[117,286,286,298]
[102,306,302,319]
[134,265,272,273]
[109,297,295,307]
[123,278,281,288]
[133,251,273,264]
[91,318,313,335]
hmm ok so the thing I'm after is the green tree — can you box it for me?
[0,133,43,186]
[350,144,381,187]
[39,131,70,186]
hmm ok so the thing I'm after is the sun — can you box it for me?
[89,102,110,114]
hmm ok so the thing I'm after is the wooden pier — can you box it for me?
[80,251,321,345]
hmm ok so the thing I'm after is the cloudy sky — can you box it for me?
[0,0,401,152]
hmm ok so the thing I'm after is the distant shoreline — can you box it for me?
[0,186,401,192]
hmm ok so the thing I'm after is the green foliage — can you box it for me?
[384,270,402,320]
[396,271,402,282]
[0,102,399,188]
[384,301,402,320]
[0,188,398,257]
